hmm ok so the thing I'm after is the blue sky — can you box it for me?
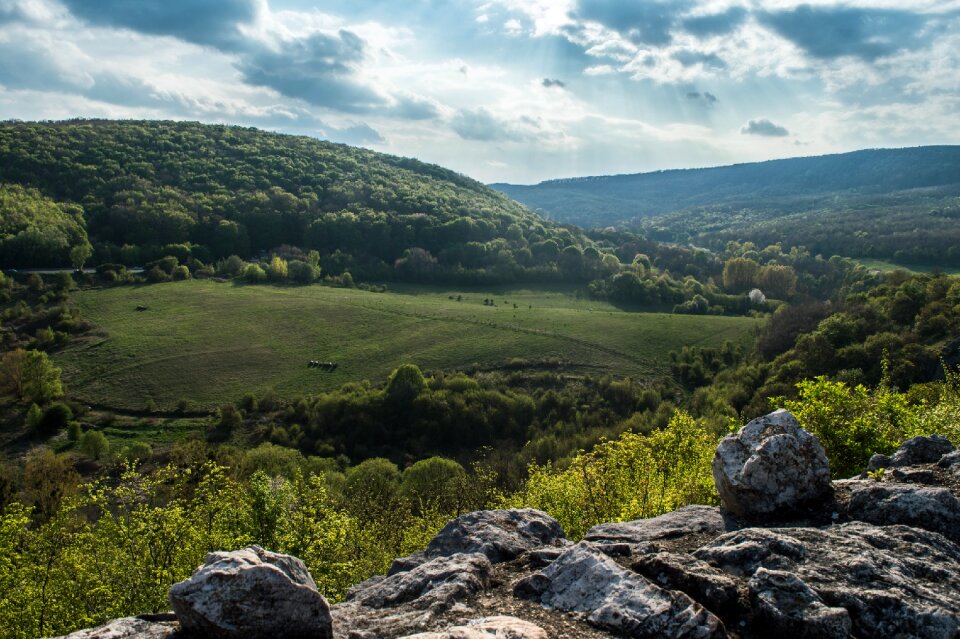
[0,0,957,183]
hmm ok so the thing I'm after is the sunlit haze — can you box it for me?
[1,0,957,182]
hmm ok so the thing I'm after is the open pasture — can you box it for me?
[55,281,758,411]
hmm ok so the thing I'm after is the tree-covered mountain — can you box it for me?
[0,120,585,278]
[492,147,960,266]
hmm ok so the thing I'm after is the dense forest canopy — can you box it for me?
[0,119,587,277]
[493,147,960,266]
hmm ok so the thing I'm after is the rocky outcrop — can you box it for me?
[585,505,734,551]
[52,617,178,639]
[55,411,960,639]
[399,617,548,639]
[712,409,832,518]
[513,544,726,638]
[389,509,566,575]
[868,434,955,471]
[168,546,332,639]
[747,568,851,638]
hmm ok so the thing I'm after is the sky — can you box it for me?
[0,0,958,183]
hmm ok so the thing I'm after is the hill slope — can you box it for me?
[0,119,578,275]
[492,146,960,224]
[492,146,960,266]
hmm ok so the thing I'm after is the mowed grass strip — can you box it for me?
[56,281,759,411]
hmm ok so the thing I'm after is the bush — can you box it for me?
[36,402,73,434]
[244,264,267,283]
[78,430,110,460]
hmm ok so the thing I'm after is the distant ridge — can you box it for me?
[491,146,960,228]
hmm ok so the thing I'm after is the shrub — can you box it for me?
[244,263,267,283]
[36,402,73,434]
[78,430,110,460]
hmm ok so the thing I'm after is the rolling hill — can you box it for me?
[0,119,582,277]
[492,146,960,266]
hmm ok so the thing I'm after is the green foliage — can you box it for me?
[400,457,468,515]
[780,372,960,477]
[78,430,110,460]
[0,120,594,285]
[518,411,718,539]
[36,402,73,435]
[21,350,64,404]
[0,184,92,268]
[385,364,427,403]
[243,263,267,283]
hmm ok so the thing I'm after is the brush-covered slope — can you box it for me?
[0,119,576,272]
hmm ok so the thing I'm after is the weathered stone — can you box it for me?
[846,483,960,541]
[168,545,331,639]
[390,509,564,575]
[938,450,960,468]
[513,544,726,638]
[713,409,832,518]
[632,552,741,612]
[887,435,955,468]
[696,522,960,637]
[748,568,851,638]
[348,553,491,610]
[399,616,548,639]
[585,505,733,549]
[51,617,177,639]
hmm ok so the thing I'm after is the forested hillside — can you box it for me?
[493,147,960,266]
[0,120,583,279]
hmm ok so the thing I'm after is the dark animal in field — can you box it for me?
[135,305,148,311]
[308,361,339,371]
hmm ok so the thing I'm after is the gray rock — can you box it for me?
[51,617,177,639]
[846,483,960,541]
[890,435,955,467]
[748,568,851,638]
[585,505,733,548]
[168,545,332,639]
[513,544,726,638]
[868,435,955,471]
[696,522,960,637]
[938,450,960,468]
[390,509,564,575]
[399,616,548,639]
[334,553,493,639]
[347,552,491,610]
[713,409,832,518]
[632,552,741,612]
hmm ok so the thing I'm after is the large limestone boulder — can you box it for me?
[346,552,491,610]
[713,409,831,518]
[168,545,332,639]
[513,544,726,638]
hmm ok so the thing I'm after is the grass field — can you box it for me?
[55,280,759,411]
[857,259,960,275]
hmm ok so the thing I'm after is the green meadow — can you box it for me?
[55,280,759,411]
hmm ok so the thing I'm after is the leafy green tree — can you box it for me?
[79,431,110,460]
[722,257,760,293]
[401,456,467,515]
[385,364,427,404]
[20,350,63,404]
[244,263,267,283]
